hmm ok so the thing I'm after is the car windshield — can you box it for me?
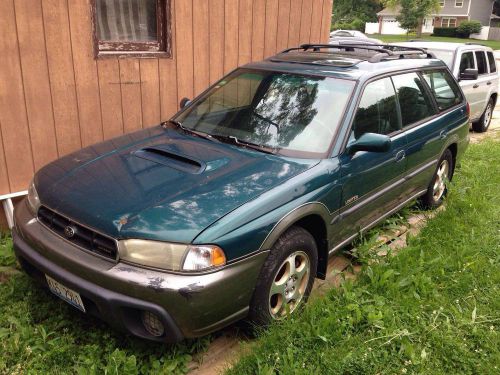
[428,49,455,69]
[174,69,355,158]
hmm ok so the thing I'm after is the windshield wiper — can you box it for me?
[210,134,278,155]
[162,120,217,142]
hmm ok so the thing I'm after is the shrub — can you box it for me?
[457,20,482,38]
[332,18,365,32]
[432,27,458,37]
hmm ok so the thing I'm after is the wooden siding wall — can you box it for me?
[0,0,333,196]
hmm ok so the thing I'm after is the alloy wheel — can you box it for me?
[432,159,449,201]
[484,103,493,130]
[268,251,310,319]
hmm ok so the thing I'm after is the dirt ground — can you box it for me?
[188,108,500,375]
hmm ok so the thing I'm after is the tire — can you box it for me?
[419,149,453,209]
[472,98,494,133]
[247,226,318,327]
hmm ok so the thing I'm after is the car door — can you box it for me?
[473,51,491,116]
[336,77,407,244]
[457,50,482,121]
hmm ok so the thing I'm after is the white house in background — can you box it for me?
[365,0,495,39]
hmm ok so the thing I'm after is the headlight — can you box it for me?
[117,240,226,272]
[27,180,41,214]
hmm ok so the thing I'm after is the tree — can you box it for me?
[332,0,383,31]
[385,0,440,37]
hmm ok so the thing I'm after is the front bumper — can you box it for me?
[13,200,268,342]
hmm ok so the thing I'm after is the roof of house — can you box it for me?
[377,6,401,17]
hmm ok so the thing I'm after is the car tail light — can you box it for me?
[466,102,470,118]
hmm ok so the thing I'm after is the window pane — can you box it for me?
[459,52,475,73]
[177,70,355,157]
[392,73,436,127]
[351,78,400,140]
[96,0,157,42]
[487,51,497,73]
[475,51,487,75]
[422,70,462,111]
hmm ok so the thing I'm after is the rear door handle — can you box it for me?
[473,84,479,88]
[487,81,492,85]
[395,150,405,162]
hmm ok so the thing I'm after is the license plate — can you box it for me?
[45,275,86,312]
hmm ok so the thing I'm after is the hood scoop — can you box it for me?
[133,146,205,174]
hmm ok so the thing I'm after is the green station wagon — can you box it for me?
[13,43,469,342]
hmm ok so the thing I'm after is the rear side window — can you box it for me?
[475,51,487,75]
[351,77,401,140]
[459,52,475,73]
[392,72,436,127]
[421,70,462,111]
[487,51,497,73]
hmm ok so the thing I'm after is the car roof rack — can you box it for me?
[279,43,436,63]
[464,42,485,46]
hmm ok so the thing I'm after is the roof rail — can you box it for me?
[465,42,485,46]
[279,43,436,63]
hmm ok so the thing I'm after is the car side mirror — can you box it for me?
[459,68,478,81]
[179,97,191,109]
[348,133,391,154]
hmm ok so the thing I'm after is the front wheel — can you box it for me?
[419,149,453,209]
[472,98,494,133]
[247,226,318,327]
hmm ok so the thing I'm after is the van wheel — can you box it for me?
[472,98,494,133]
[419,149,453,209]
[247,226,317,327]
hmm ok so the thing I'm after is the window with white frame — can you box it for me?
[455,0,463,7]
[439,0,445,7]
[441,17,457,27]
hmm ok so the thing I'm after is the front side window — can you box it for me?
[475,51,488,75]
[93,0,171,56]
[351,78,400,140]
[459,52,475,74]
[175,70,355,158]
[487,51,497,73]
[392,72,436,127]
[422,70,462,111]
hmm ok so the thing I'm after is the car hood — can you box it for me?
[36,126,318,243]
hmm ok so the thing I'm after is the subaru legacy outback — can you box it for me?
[13,44,469,342]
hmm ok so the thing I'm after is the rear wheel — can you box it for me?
[419,149,453,209]
[247,226,317,327]
[472,98,494,133]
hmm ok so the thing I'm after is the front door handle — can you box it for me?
[487,81,492,85]
[473,83,479,88]
[395,150,406,162]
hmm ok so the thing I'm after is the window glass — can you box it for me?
[392,73,436,127]
[430,49,455,69]
[455,0,463,7]
[459,52,475,73]
[96,0,157,42]
[351,78,400,140]
[487,51,497,73]
[422,70,462,111]
[475,51,488,75]
[176,70,355,158]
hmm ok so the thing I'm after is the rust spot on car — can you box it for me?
[178,283,204,300]
[147,276,166,292]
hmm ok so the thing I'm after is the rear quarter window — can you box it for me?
[421,70,462,111]
[487,51,497,73]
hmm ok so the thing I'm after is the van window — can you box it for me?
[351,77,400,140]
[422,70,462,111]
[475,51,487,75]
[487,51,497,73]
[459,52,475,74]
[392,72,436,127]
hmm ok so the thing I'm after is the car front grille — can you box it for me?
[37,206,118,261]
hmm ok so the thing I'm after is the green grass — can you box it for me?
[373,33,500,50]
[228,138,500,374]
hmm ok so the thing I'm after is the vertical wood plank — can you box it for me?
[209,0,224,84]
[0,0,34,191]
[119,59,143,133]
[252,0,266,61]
[299,0,313,44]
[140,59,161,126]
[224,0,239,73]
[42,0,82,156]
[15,0,58,169]
[310,0,323,43]
[0,122,11,194]
[97,59,124,139]
[238,0,253,65]
[287,0,302,47]
[264,0,279,57]
[276,0,291,52]
[68,0,104,146]
[320,0,333,43]
[175,0,194,101]
[193,0,210,95]
[159,0,178,119]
